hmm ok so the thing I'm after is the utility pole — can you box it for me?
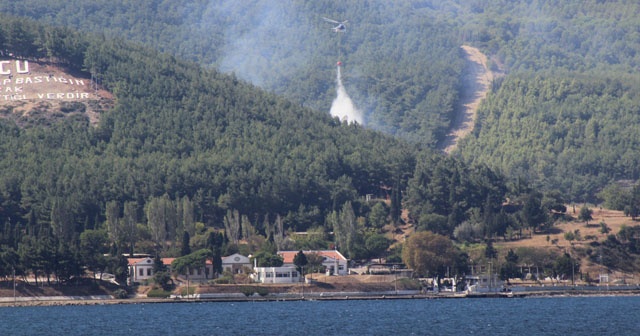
[488,261,492,292]
[572,255,575,288]
[394,265,397,295]
[13,267,16,306]
[301,266,305,299]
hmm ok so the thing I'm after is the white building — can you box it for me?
[278,250,348,276]
[128,257,156,284]
[221,253,251,274]
[251,266,300,284]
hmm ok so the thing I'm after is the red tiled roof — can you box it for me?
[162,258,176,265]
[278,250,347,264]
[128,257,211,266]
[162,257,212,265]
[127,257,152,266]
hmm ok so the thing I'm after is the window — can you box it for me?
[139,268,144,276]
[147,268,152,276]
[266,272,273,278]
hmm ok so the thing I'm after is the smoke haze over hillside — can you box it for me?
[0,1,449,146]
[206,1,366,124]
[211,1,314,87]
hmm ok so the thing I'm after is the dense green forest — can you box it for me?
[2,0,639,201]
[0,13,559,281]
[2,1,640,281]
[459,74,640,202]
[0,0,465,146]
[0,15,414,272]
[456,0,640,202]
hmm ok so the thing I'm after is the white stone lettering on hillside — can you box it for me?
[1,95,26,101]
[5,76,86,86]
[2,86,22,93]
[35,93,90,99]
[0,60,93,101]
[0,60,29,75]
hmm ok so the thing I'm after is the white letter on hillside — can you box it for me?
[0,61,10,75]
[16,60,29,74]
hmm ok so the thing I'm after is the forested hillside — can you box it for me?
[0,13,543,282]
[0,16,418,260]
[0,0,465,146]
[455,0,640,201]
[3,0,640,202]
[2,1,640,281]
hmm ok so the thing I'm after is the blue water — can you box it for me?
[1,296,639,335]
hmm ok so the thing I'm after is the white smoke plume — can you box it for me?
[330,66,363,125]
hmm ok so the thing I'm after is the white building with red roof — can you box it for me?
[278,250,348,276]
[128,257,156,284]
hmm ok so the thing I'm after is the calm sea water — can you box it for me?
[1,296,639,335]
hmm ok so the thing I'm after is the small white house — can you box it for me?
[128,257,156,284]
[221,253,251,274]
[251,266,300,284]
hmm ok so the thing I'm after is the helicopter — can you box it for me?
[322,17,348,33]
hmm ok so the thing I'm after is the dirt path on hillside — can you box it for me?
[440,46,494,154]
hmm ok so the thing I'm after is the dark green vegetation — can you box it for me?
[595,226,640,273]
[0,15,419,279]
[0,0,464,147]
[3,0,639,202]
[456,1,640,201]
[0,11,557,282]
[1,1,640,282]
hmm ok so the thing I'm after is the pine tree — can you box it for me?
[181,231,191,256]
[293,250,308,275]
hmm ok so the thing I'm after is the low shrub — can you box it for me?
[256,286,269,297]
[147,289,171,298]
[180,286,196,296]
[113,289,129,299]
[214,275,234,284]
[240,286,255,297]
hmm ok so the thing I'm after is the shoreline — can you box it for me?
[3,288,640,307]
